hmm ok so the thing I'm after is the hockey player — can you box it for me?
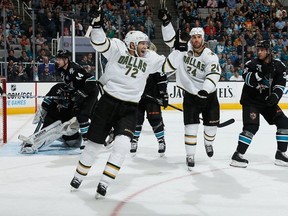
[158,9,221,170]
[130,71,169,157]
[20,83,82,153]
[230,40,288,168]
[55,50,99,146]
[70,8,167,198]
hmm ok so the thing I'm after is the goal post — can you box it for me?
[0,77,7,143]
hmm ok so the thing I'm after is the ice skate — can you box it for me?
[186,155,195,171]
[204,144,214,157]
[70,176,82,191]
[95,182,107,199]
[158,138,166,157]
[275,150,288,167]
[230,152,248,168]
[130,138,138,156]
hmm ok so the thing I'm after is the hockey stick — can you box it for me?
[160,0,166,9]
[143,94,235,128]
[85,0,103,38]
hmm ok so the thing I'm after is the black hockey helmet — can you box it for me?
[257,40,271,50]
[56,50,71,59]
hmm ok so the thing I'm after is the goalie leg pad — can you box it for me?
[19,120,64,153]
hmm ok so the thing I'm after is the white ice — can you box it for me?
[0,110,287,216]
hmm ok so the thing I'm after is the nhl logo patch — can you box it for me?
[250,112,257,120]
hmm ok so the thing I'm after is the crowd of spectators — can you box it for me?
[0,0,288,82]
[0,0,155,82]
[174,0,288,81]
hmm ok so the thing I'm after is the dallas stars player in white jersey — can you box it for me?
[158,9,221,170]
[70,7,166,199]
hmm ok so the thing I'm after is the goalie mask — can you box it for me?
[189,27,205,52]
[124,31,149,57]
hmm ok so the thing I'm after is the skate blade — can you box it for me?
[159,152,165,157]
[274,159,288,167]
[230,160,247,168]
[95,193,104,199]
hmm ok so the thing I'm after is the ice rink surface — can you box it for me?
[0,110,287,216]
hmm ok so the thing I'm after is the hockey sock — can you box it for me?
[276,129,288,152]
[185,124,199,156]
[74,140,102,180]
[133,124,142,140]
[203,125,217,146]
[149,119,165,142]
[100,135,130,186]
[237,130,253,154]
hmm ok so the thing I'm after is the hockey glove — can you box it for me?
[174,29,191,51]
[89,6,105,28]
[159,91,169,108]
[71,90,88,112]
[265,93,279,106]
[196,90,208,108]
[158,9,172,27]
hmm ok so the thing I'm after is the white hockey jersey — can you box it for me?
[162,23,221,95]
[90,28,166,103]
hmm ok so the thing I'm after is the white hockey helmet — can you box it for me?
[189,27,205,39]
[189,27,205,51]
[124,30,149,49]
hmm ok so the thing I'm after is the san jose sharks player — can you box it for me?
[230,40,288,168]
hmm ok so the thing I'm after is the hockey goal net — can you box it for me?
[0,77,7,143]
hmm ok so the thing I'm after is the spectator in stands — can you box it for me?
[218,0,227,8]
[86,53,95,73]
[38,56,55,80]
[276,17,286,31]
[207,0,217,8]
[282,34,288,47]
[227,0,237,9]
[214,38,227,54]
[205,20,217,40]
[42,11,58,41]
[6,49,18,62]
[281,46,288,64]
[20,34,30,48]
[19,50,32,63]
[35,33,47,51]
[229,69,243,81]
[41,66,55,82]
[14,62,28,82]
[7,60,17,82]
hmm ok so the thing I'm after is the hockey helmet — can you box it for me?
[124,31,149,49]
[56,50,71,59]
[257,40,272,54]
[189,27,205,39]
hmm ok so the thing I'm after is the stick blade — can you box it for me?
[217,118,235,128]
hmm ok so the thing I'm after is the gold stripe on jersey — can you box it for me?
[103,170,116,179]
[91,38,111,53]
